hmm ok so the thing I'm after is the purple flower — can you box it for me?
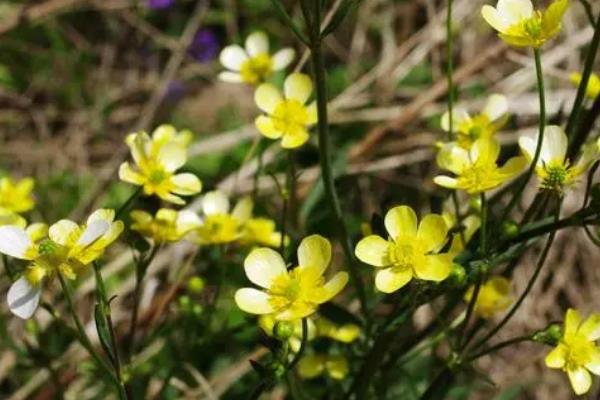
[188,29,220,63]
[147,0,174,10]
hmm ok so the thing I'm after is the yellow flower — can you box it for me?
[441,94,509,149]
[464,276,512,318]
[254,73,318,149]
[314,317,361,343]
[519,125,599,192]
[119,125,202,205]
[434,138,527,194]
[570,72,600,100]
[235,235,348,320]
[0,177,35,214]
[0,210,26,228]
[130,208,201,243]
[298,354,349,380]
[545,308,600,395]
[355,205,452,293]
[233,197,287,248]
[219,31,295,85]
[0,210,123,319]
[191,191,250,245]
[482,0,569,48]
[446,214,481,257]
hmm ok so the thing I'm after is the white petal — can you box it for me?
[245,31,269,57]
[497,0,533,25]
[440,109,470,131]
[218,71,244,83]
[7,277,41,319]
[0,226,33,259]
[254,83,282,114]
[158,143,187,172]
[272,48,295,70]
[483,94,508,121]
[518,135,537,161]
[284,73,313,104]
[202,191,230,215]
[234,288,275,314]
[219,45,248,71]
[244,248,287,288]
[77,220,110,247]
[541,125,567,165]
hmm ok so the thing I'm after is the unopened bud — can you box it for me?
[274,321,294,340]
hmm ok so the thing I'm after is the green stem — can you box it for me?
[466,335,532,362]
[57,273,126,398]
[287,318,308,372]
[115,187,142,220]
[309,1,367,316]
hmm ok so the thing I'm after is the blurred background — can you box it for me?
[0,0,599,398]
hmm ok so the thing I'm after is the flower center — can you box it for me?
[240,53,273,85]
[268,268,324,313]
[389,242,415,271]
[197,214,240,244]
[564,334,596,370]
[458,161,504,193]
[272,99,309,134]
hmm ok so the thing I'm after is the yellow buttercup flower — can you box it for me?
[314,317,361,343]
[434,138,527,194]
[0,177,35,214]
[298,354,349,380]
[254,73,318,149]
[482,0,569,48]
[545,309,600,395]
[0,210,123,319]
[464,276,512,318]
[130,208,201,243]
[355,205,452,293]
[235,235,348,320]
[570,72,600,100]
[519,125,599,192]
[0,210,26,228]
[441,94,509,149]
[219,31,295,85]
[191,191,251,245]
[119,125,202,205]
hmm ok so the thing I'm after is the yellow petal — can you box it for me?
[234,288,275,314]
[297,234,331,274]
[245,31,269,57]
[545,344,567,369]
[49,220,81,247]
[244,248,287,289]
[565,308,582,336]
[440,109,470,132]
[385,205,417,240]
[255,115,282,139]
[580,314,600,341]
[87,209,115,225]
[298,355,325,379]
[542,0,568,36]
[170,173,202,196]
[417,214,448,252]
[202,190,230,215]
[281,128,310,149]
[483,94,508,121]
[414,254,452,282]
[284,73,313,104]
[326,355,349,380]
[254,83,282,114]
[232,196,253,222]
[321,272,349,302]
[26,223,48,243]
[471,138,500,164]
[499,156,528,179]
[375,268,412,293]
[272,48,295,70]
[158,143,187,172]
[433,175,459,189]
[355,235,390,267]
[568,366,592,395]
[118,162,145,185]
[482,5,510,33]
[585,349,600,376]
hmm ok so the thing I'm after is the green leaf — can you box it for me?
[94,303,116,365]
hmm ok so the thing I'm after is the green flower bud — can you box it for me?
[178,295,191,309]
[501,220,519,238]
[187,276,205,294]
[469,196,482,212]
[448,263,467,287]
[533,323,562,346]
[274,321,295,340]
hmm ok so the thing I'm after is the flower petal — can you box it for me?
[482,5,510,33]
[255,115,282,139]
[158,143,187,172]
[414,254,452,282]
[118,162,145,185]
[483,94,508,121]
[471,138,500,164]
[585,349,600,376]
[565,308,582,336]
[375,268,412,293]
[384,205,417,240]
[49,220,81,247]
[298,234,331,274]
[232,196,253,222]
[321,272,349,301]
[7,277,41,319]
[497,0,533,25]
[518,135,537,160]
[170,173,202,196]
[568,366,592,396]
[440,109,470,132]
[255,83,282,114]
[77,220,110,247]
[245,31,269,57]
[433,175,459,189]
[498,156,527,178]
[219,45,248,71]
[234,288,275,314]
[0,226,33,259]
[417,214,448,252]
[355,235,390,267]
[272,48,295,70]
[218,71,244,83]
[244,247,287,288]
[284,73,313,104]
[281,129,310,149]
[202,190,230,215]
[541,125,568,165]
[580,314,600,341]
[545,344,567,369]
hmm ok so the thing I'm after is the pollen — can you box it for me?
[240,53,274,85]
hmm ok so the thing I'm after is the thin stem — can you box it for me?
[115,187,142,220]
[466,335,532,362]
[500,49,546,221]
[470,199,561,352]
[287,318,308,372]
[309,1,367,316]
[57,273,125,397]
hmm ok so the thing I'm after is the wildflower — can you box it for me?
[355,205,452,293]
[254,73,317,149]
[464,276,512,318]
[434,138,527,194]
[570,72,600,100]
[146,0,174,10]
[482,0,569,48]
[298,354,349,380]
[119,124,201,205]
[236,197,287,248]
[191,191,251,245]
[314,317,361,343]
[545,308,600,395]
[188,29,220,63]
[446,215,481,257]
[218,31,295,85]
[0,177,35,214]
[519,125,599,192]
[0,210,123,319]
[0,210,26,228]
[235,235,348,320]
[130,208,201,243]
[441,94,508,149]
